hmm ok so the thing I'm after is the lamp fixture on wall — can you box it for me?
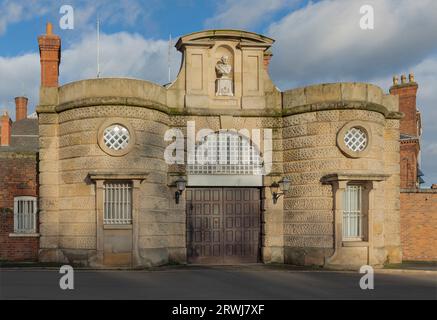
[175,177,187,204]
[271,177,290,204]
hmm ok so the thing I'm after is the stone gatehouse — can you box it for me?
[36,25,403,269]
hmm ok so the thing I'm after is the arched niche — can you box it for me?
[214,45,235,97]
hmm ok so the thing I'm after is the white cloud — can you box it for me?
[263,0,437,185]
[424,144,437,156]
[0,53,39,118]
[204,0,295,30]
[0,31,180,118]
[0,0,49,35]
[0,0,155,38]
[61,31,180,84]
[414,58,437,185]
[267,0,437,88]
[373,56,437,186]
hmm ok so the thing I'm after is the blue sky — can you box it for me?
[0,0,436,185]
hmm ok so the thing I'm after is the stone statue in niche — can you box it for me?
[215,56,234,96]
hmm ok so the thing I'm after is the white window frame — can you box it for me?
[342,185,364,241]
[13,196,38,234]
[103,182,133,225]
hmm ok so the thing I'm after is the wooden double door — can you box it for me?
[186,188,261,264]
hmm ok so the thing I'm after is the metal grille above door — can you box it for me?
[187,188,261,264]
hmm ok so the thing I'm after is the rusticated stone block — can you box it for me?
[284,198,333,211]
[282,124,307,138]
[284,211,333,223]
[284,235,333,248]
[284,223,333,235]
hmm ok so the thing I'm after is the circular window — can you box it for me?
[104,125,130,151]
[98,119,135,157]
[337,121,372,158]
[344,127,368,152]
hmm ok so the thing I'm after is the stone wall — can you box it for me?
[38,79,179,267]
[36,79,403,268]
[42,106,175,266]
[282,83,401,267]
[401,190,437,261]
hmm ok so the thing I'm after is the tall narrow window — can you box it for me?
[343,185,363,240]
[14,196,37,234]
[104,182,132,225]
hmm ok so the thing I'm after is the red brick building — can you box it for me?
[0,98,39,262]
[390,74,437,262]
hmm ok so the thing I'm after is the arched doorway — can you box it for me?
[186,131,264,264]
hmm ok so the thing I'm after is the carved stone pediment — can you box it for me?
[175,30,274,51]
[167,29,281,111]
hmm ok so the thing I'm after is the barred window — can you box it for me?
[104,182,132,225]
[343,185,363,240]
[14,196,37,234]
[187,132,263,175]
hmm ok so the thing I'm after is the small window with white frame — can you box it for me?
[104,182,132,225]
[14,196,38,234]
[342,185,364,241]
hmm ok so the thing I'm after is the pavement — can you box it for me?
[1,265,436,300]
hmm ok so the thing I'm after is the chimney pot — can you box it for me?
[432,184,437,190]
[393,76,399,86]
[46,22,53,35]
[401,74,407,84]
[409,73,415,83]
[15,96,28,121]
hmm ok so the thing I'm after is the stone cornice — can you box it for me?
[283,101,402,120]
[321,173,390,183]
[176,29,274,51]
[56,97,169,114]
[46,97,402,120]
[88,171,149,181]
[36,105,57,114]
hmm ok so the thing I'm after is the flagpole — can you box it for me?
[97,16,101,78]
[168,34,172,83]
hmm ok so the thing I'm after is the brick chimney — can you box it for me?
[38,22,61,87]
[1,112,12,147]
[390,73,419,137]
[391,73,421,189]
[15,97,28,121]
[263,50,273,72]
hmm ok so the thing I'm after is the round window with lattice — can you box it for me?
[337,121,372,158]
[98,119,135,157]
[104,125,130,151]
[344,127,368,152]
